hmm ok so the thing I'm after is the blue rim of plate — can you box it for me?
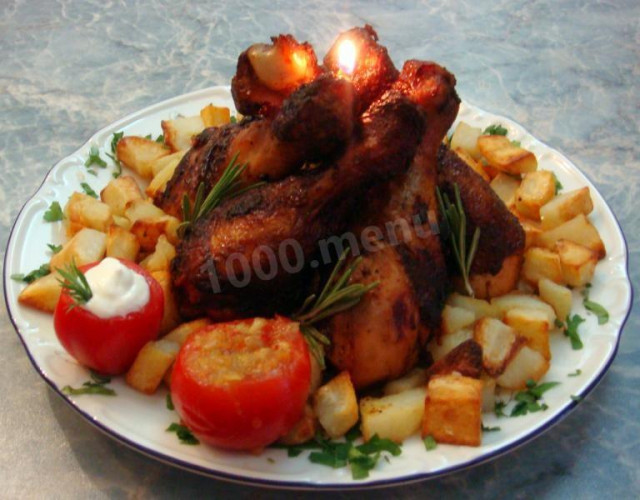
[3,89,634,490]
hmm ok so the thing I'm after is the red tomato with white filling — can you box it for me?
[170,316,311,451]
[53,259,164,375]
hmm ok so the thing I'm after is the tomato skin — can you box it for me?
[53,259,164,375]
[170,316,311,451]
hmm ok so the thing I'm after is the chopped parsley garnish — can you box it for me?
[47,243,63,254]
[275,433,401,480]
[510,380,559,417]
[166,393,174,411]
[554,318,565,329]
[43,201,64,222]
[511,140,521,147]
[80,182,98,198]
[230,116,237,124]
[87,169,98,176]
[166,423,199,445]
[423,435,437,451]
[62,371,115,396]
[483,124,508,136]
[570,395,583,402]
[564,314,585,350]
[482,424,501,432]
[85,145,107,169]
[553,173,563,194]
[107,131,124,178]
[11,263,51,284]
[155,134,165,144]
[582,285,609,325]
[494,400,508,418]
[568,369,582,377]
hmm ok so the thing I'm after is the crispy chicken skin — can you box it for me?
[437,144,525,297]
[325,61,460,387]
[171,91,426,320]
[232,34,320,117]
[156,76,355,218]
[324,25,399,116]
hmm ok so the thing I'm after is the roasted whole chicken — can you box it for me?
[159,26,524,389]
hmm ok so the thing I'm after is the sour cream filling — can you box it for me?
[83,257,149,319]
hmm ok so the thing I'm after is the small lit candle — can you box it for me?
[337,39,356,76]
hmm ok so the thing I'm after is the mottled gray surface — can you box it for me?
[1,0,638,498]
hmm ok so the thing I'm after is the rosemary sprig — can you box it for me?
[437,184,481,297]
[178,153,264,237]
[56,260,92,308]
[293,250,378,368]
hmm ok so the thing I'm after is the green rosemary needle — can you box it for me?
[56,260,92,308]
[293,250,378,368]
[178,153,264,237]
[437,183,481,297]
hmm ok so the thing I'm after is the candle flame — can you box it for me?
[337,39,356,75]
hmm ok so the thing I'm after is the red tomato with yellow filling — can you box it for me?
[170,316,311,451]
[53,259,164,375]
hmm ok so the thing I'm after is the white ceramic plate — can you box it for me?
[3,86,633,489]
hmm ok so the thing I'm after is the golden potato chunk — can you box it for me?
[447,293,501,319]
[490,173,520,208]
[149,150,186,177]
[473,318,520,376]
[469,253,522,299]
[540,187,593,230]
[429,329,474,362]
[450,121,483,159]
[105,226,139,262]
[538,278,572,322]
[361,387,427,443]
[17,273,61,313]
[139,235,175,273]
[514,170,556,220]
[146,154,183,198]
[521,246,564,286]
[50,228,107,270]
[200,104,231,128]
[478,135,538,175]
[504,308,551,361]
[130,216,180,252]
[116,136,170,180]
[162,318,212,345]
[161,116,205,152]
[491,293,557,325]
[537,214,605,258]
[518,217,542,250]
[65,192,113,235]
[441,305,476,336]
[556,240,598,287]
[125,339,179,394]
[454,148,490,182]
[496,345,549,390]
[313,371,358,439]
[100,175,144,216]
[150,270,181,335]
[422,374,483,447]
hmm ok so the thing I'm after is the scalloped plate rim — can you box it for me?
[3,85,633,490]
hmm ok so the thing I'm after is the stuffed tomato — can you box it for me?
[54,257,164,375]
[170,316,311,451]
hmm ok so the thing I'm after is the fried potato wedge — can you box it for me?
[478,135,537,175]
[100,175,144,216]
[149,151,187,178]
[126,339,180,394]
[105,225,139,262]
[473,318,520,376]
[200,104,231,128]
[65,193,113,235]
[521,246,564,286]
[17,273,61,313]
[428,329,474,362]
[313,371,358,439]
[556,239,598,287]
[150,270,181,335]
[361,387,427,443]
[504,308,551,361]
[450,122,483,160]
[441,305,476,336]
[50,228,107,270]
[538,278,572,322]
[131,216,180,252]
[422,374,483,447]
[162,318,212,345]
[496,344,549,390]
[116,136,170,180]
[383,368,428,396]
[515,170,556,220]
[139,235,175,273]
[537,214,605,259]
[490,173,520,208]
[161,116,205,152]
[540,187,593,230]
